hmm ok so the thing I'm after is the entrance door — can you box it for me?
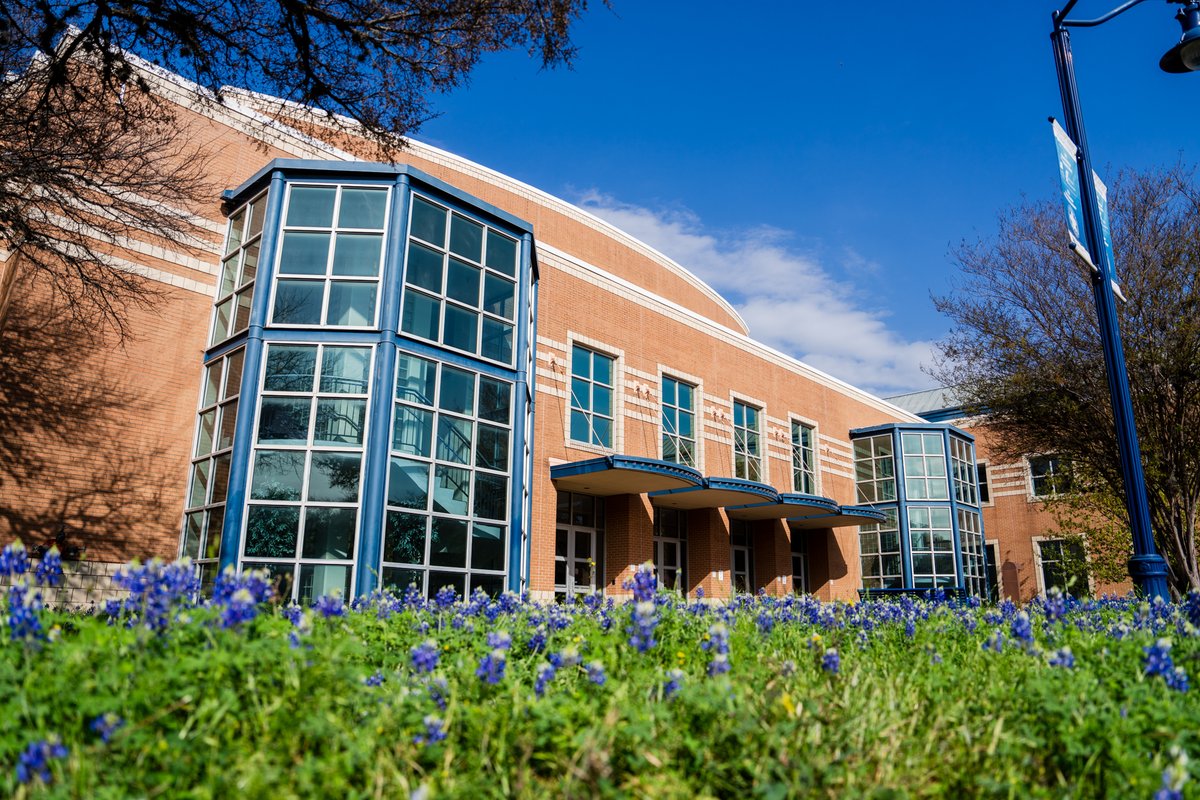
[554,491,605,602]
[653,507,687,592]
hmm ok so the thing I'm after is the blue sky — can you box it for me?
[415,2,1200,397]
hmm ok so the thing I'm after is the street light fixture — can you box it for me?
[1049,0,1196,600]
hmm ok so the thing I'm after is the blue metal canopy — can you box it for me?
[790,505,887,529]
[649,476,779,510]
[549,455,703,497]
[725,492,839,521]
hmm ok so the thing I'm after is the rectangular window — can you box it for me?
[908,506,956,589]
[986,542,1000,601]
[554,491,605,602]
[242,342,373,603]
[569,345,615,448]
[977,463,991,504]
[212,192,267,346]
[400,194,519,365]
[854,434,896,503]
[791,421,816,494]
[858,507,902,590]
[949,436,978,506]
[380,351,514,599]
[1036,538,1088,596]
[271,183,389,330]
[181,347,245,591]
[733,400,762,481]
[653,507,688,592]
[730,520,754,594]
[1030,455,1070,498]
[959,509,985,597]
[661,376,697,467]
[901,431,949,501]
[791,536,809,595]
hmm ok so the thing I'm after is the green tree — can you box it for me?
[933,165,1200,597]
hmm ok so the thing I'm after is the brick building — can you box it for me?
[3,66,1001,604]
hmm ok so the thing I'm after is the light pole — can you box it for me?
[1050,0,1200,599]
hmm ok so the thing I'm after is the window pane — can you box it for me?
[302,507,357,560]
[212,300,231,345]
[337,188,387,229]
[481,318,513,363]
[382,567,424,592]
[482,274,515,319]
[478,378,511,424]
[433,465,470,515]
[251,450,305,501]
[264,345,317,392]
[332,233,383,276]
[410,197,446,246]
[401,289,440,340]
[278,231,331,274]
[257,398,311,445]
[471,523,505,570]
[388,458,429,509]
[591,417,612,447]
[225,209,246,255]
[475,424,509,471]
[571,346,591,379]
[449,215,483,262]
[430,518,468,567]
[286,187,336,227]
[195,410,215,457]
[320,347,371,394]
[204,512,224,560]
[217,399,237,451]
[307,451,361,502]
[298,564,351,605]
[246,195,266,240]
[384,511,427,564]
[486,230,517,276]
[234,290,252,332]
[202,362,221,407]
[593,353,612,385]
[406,242,444,292]
[219,255,238,298]
[326,282,376,327]
[211,454,231,504]
[570,410,591,442]
[440,367,475,414]
[437,416,473,464]
[392,405,434,457]
[446,258,481,305]
[273,280,324,325]
[443,305,478,353]
[593,385,612,417]
[396,353,437,404]
[224,350,244,399]
[240,241,260,286]
[244,505,300,558]
[475,474,506,520]
[314,398,366,446]
[188,459,211,508]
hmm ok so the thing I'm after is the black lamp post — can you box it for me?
[1049,0,1199,600]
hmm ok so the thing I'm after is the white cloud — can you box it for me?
[576,191,936,398]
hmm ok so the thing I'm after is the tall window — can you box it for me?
[949,437,977,505]
[1036,538,1088,596]
[1029,456,1070,498]
[401,195,519,365]
[791,536,809,594]
[977,463,991,504]
[212,193,267,345]
[901,431,949,500]
[791,421,816,494]
[569,345,614,447]
[959,509,986,597]
[908,506,956,589]
[555,491,605,602]
[381,351,513,598]
[661,376,697,467]
[730,520,754,593]
[858,508,902,589]
[854,434,896,503]
[654,508,688,592]
[733,400,762,481]
[271,184,389,328]
[985,542,1001,600]
[182,348,244,589]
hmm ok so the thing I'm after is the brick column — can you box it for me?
[686,508,731,600]
[603,494,654,597]
[752,519,793,596]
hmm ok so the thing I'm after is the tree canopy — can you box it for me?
[933,165,1200,596]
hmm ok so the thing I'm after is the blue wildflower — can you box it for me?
[586,661,607,686]
[364,670,386,687]
[1166,667,1190,693]
[414,715,447,746]
[1144,638,1175,678]
[7,581,45,642]
[411,640,440,673]
[534,662,557,696]
[663,668,685,700]
[476,649,507,684]
[15,737,67,784]
[0,540,30,578]
[312,593,346,618]
[627,601,659,653]
[625,562,657,603]
[526,624,548,653]
[34,547,63,587]
[1047,647,1075,669]
[1154,746,1190,800]
[1010,611,1033,645]
[982,631,1005,653]
[434,585,459,608]
[486,630,512,650]
[90,713,124,744]
[219,588,258,629]
[821,647,840,675]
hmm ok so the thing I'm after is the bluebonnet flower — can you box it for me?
[904,617,916,638]
[434,585,459,608]
[219,588,258,629]
[586,661,607,686]
[756,611,775,634]
[90,713,124,744]
[1166,667,1190,693]
[1154,747,1189,800]
[526,624,548,653]
[1042,586,1068,623]
[428,677,449,710]
[15,737,67,784]
[663,668,685,700]
[486,630,512,650]
[110,559,200,632]
[7,581,45,642]
[0,540,30,578]
[982,631,1005,653]
[313,593,346,618]
[1181,591,1200,630]
[476,649,507,684]
[1047,647,1075,669]
[707,653,731,676]
[213,566,274,606]
[364,670,386,687]
[627,601,659,653]
[1010,611,1034,645]
[821,648,840,675]
[625,562,657,603]
[1145,638,1176,678]
[411,640,440,673]
[414,715,447,746]
[702,622,731,676]
[695,586,705,600]
[286,608,313,649]
[534,662,557,696]
[34,547,63,587]
[282,603,304,626]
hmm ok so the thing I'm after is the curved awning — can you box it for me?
[650,477,779,510]
[550,455,703,497]
[790,505,887,529]
[725,492,840,521]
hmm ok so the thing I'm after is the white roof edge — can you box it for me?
[222,87,749,336]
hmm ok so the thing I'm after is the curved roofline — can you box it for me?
[220,87,748,335]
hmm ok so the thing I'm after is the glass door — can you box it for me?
[555,492,605,602]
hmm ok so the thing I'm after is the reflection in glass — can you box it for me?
[244,505,301,558]
[302,507,357,559]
